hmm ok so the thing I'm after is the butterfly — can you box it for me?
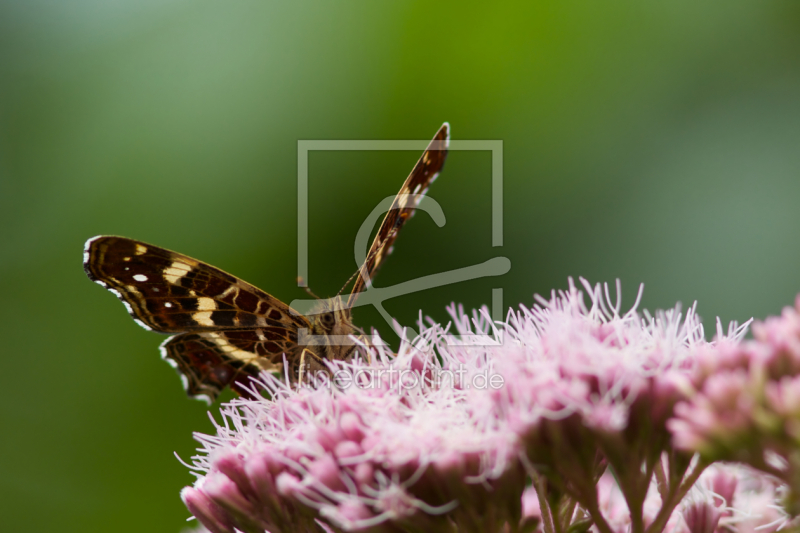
[84,123,450,403]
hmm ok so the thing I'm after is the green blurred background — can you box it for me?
[2,1,799,531]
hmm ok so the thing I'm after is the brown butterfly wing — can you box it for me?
[161,329,299,403]
[347,123,450,307]
[84,236,308,333]
[84,236,310,401]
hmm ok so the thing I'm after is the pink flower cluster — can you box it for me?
[670,295,800,516]
[179,279,799,533]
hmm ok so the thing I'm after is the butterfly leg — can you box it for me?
[297,348,326,384]
[297,349,308,384]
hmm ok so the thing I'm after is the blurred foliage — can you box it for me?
[1,1,799,531]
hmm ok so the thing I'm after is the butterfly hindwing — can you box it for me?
[161,329,298,403]
[348,123,450,306]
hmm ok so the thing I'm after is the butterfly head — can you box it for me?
[311,295,352,333]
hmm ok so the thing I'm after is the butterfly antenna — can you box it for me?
[297,277,321,300]
[336,229,396,297]
[336,268,363,298]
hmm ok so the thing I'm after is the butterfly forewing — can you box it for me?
[347,123,450,307]
[84,236,309,333]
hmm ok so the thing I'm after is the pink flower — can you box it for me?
[682,502,721,533]
[670,297,800,514]
[178,279,795,532]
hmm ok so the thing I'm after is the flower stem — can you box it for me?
[582,496,615,533]
[654,454,669,503]
[559,498,579,532]
[532,472,557,533]
[645,457,708,533]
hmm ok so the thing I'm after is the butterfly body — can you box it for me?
[305,295,356,360]
[84,123,449,403]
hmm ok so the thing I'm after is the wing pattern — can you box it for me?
[85,236,308,401]
[84,124,451,402]
[348,123,449,306]
[160,329,298,402]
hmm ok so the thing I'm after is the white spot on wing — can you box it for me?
[180,371,212,405]
[107,288,134,314]
[193,393,212,405]
[159,337,178,363]
[164,302,173,308]
[135,244,148,255]
[133,274,148,282]
[161,338,211,403]
[133,318,152,331]
[83,236,102,265]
